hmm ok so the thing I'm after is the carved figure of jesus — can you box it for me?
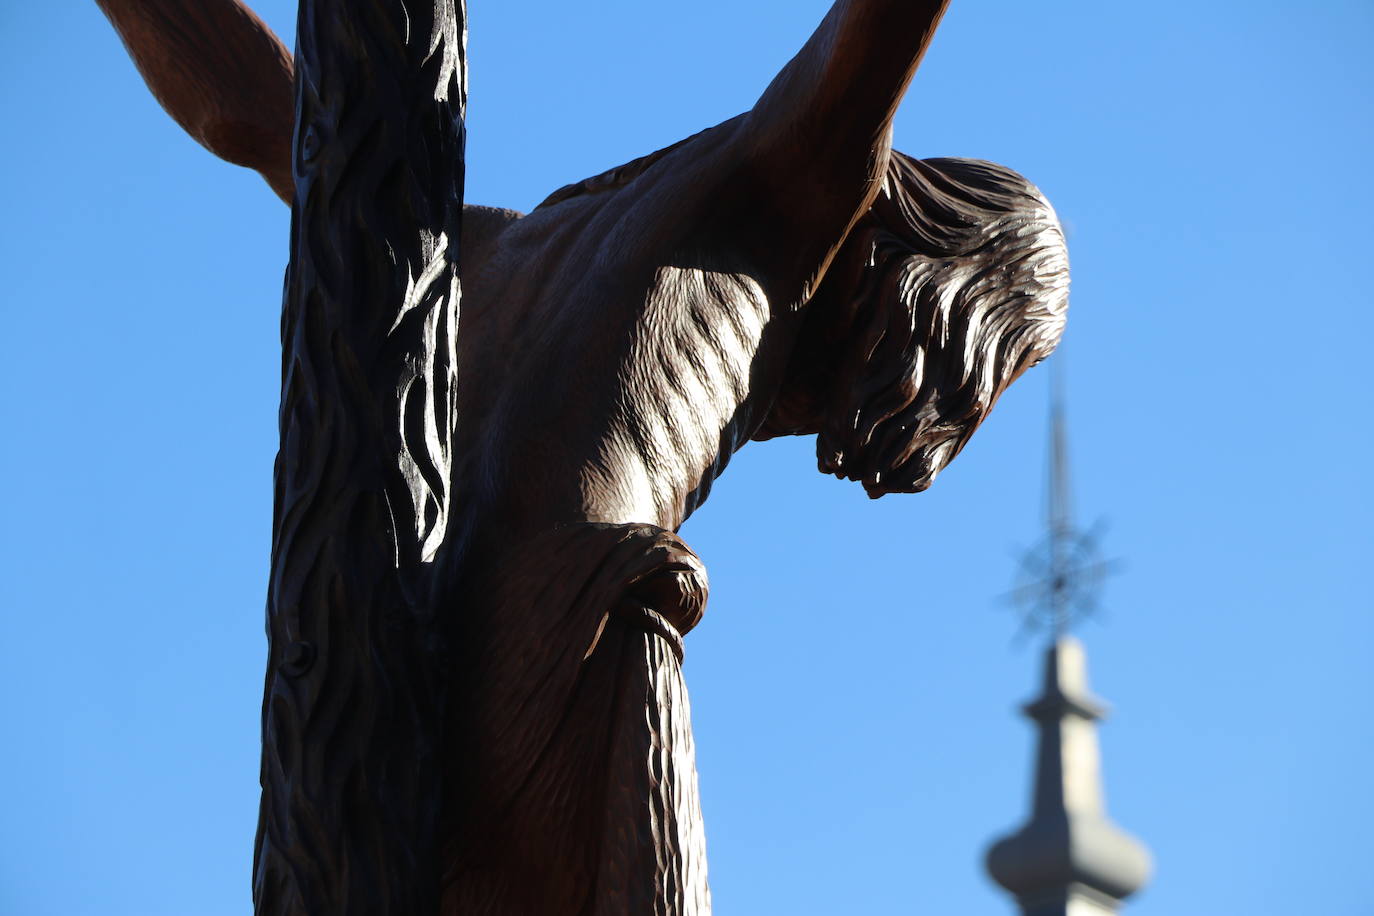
[99,1,1068,912]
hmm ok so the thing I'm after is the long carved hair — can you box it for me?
[758,153,1070,497]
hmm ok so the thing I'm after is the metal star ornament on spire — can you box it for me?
[1005,360,1120,639]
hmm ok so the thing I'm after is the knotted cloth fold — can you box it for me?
[444,522,712,915]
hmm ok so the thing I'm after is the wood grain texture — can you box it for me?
[253,1,466,914]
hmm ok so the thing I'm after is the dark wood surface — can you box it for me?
[95,0,295,202]
[98,2,1070,913]
[252,1,466,913]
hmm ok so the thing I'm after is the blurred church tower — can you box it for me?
[985,367,1152,915]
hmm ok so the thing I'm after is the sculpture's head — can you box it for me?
[759,154,1069,497]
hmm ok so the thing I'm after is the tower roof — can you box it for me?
[985,637,1152,914]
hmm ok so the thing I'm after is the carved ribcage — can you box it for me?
[620,267,769,525]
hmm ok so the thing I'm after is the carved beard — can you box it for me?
[817,158,1070,497]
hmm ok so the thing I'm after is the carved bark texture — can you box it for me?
[254,1,467,914]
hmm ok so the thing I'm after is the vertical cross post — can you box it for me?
[254,2,467,913]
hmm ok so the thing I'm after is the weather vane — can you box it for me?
[1007,359,1118,639]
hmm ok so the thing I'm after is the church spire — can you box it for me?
[985,363,1152,915]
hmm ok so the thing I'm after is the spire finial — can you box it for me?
[1048,359,1072,636]
[1009,356,1116,639]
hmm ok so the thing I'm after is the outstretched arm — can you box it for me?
[96,0,295,203]
[736,0,951,296]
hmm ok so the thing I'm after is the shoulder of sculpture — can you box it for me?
[532,117,748,215]
[463,204,524,248]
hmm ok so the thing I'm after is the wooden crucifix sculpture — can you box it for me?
[98,1,1069,913]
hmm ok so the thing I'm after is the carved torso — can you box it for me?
[455,127,811,541]
[441,133,831,913]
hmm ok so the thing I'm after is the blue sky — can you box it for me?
[2,1,1371,913]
